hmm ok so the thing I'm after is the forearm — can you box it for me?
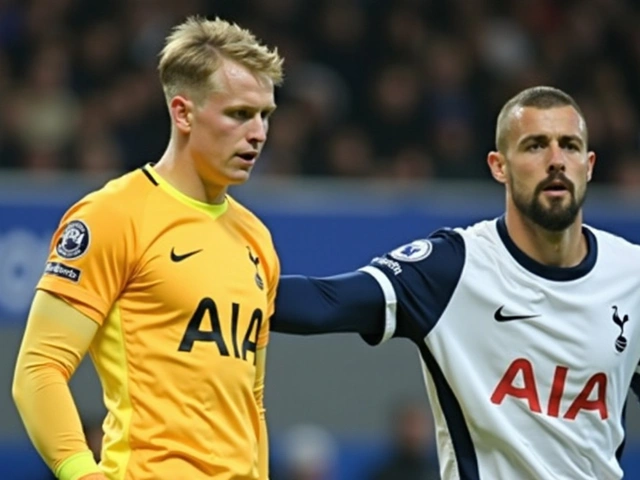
[13,366,99,478]
[258,412,268,479]
[272,272,386,335]
[12,291,103,479]
[254,347,269,479]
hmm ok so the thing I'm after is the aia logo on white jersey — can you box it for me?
[611,306,629,353]
[490,358,608,420]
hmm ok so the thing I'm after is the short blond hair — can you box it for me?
[158,16,284,104]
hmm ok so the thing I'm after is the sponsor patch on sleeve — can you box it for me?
[56,220,90,260]
[371,256,403,275]
[44,261,82,282]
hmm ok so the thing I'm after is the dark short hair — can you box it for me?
[495,86,587,153]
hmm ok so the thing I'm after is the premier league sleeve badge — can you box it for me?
[56,220,91,260]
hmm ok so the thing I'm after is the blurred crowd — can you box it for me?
[271,398,438,480]
[0,0,639,187]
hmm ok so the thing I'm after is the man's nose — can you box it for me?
[248,116,267,144]
[547,142,566,173]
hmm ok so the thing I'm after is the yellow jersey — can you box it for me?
[37,165,279,480]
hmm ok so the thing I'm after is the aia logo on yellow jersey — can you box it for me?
[247,246,264,290]
[178,297,263,362]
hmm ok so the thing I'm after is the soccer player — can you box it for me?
[12,16,283,480]
[271,86,640,480]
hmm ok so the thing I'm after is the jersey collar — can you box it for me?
[141,164,228,219]
[496,216,597,281]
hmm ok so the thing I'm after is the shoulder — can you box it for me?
[67,168,153,220]
[385,227,464,263]
[381,219,500,266]
[55,169,153,254]
[587,224,640,250]
[366,220,500,294]
[370,226,466,283]
[362,226,468,341]
[586,224,640,263]
[63,168,159,226]
[453,218,500,243]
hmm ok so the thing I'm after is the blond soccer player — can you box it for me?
[13,16,283,480]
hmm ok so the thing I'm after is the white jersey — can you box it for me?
[360,217,640,480]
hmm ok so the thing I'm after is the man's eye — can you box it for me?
[526,144,542,152]
[232,110,251,120]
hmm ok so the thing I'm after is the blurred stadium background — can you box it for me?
[1,0,640,479]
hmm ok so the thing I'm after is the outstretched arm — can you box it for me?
[273,229,466,346]
[632,364,640,403]
[272,271,390,338]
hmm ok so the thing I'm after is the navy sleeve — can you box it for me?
[271,271,386,336]
[632,366,640,402]
[361,228,465,343]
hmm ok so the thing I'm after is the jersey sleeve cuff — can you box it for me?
[35,282,106,326]
[358,266,397,345]
[55,451,101,480]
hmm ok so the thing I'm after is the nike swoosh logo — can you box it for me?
[171,248,202,262]
[494,305,541,322]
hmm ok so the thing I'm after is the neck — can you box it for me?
[504,205,587,267]
[154,139,226,205]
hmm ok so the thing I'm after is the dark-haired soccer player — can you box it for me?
[272,86,640,480]
[13,17,283,480]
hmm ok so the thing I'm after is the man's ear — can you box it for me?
[487,151,507,184]
[169,96,193,134]
[586,151,596,182]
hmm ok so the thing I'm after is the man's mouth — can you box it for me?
[539,176,573,197]
[543,182,569,192]
[236,151,258,162]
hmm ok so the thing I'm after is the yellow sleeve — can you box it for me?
[36,193,136,325]
[257,245,280,349]
[12,290,105,480]
[256,240,276,477]
[254,346,268,479]
[266,248,280,320]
